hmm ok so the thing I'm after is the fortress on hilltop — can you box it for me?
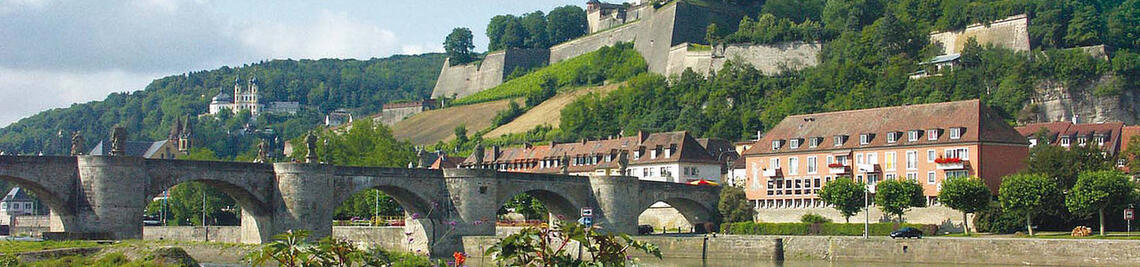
[431,0,824,99]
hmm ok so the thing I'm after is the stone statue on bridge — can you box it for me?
[109,126,126,156]
[561,152,570,175]
[70,131,84,156]
[617,151,629,175]
[472,143,484,168]
[255,141,267,163]
[304,132,317,163]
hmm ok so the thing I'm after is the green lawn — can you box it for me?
[0,240,101,254]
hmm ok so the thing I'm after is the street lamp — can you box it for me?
[864,181,869,239]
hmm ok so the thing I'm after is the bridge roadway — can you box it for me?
[0,155,720,256]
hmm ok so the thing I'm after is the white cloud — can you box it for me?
[0,67,158,127]
[400,44,444,55]
[239,10,400,60]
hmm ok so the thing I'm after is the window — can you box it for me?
[826,155,834,165]
[769,158,781,170]
[906,172,918,182]
[867,152,878,165]
[1029,138,1037,147]
[856,153,864,165]
[790,139,800,149]
[908,130,919,142]
[1060,136,1071,147]
[809,137,820,148]
[1078,137,1087,147]
[856,175,864,183]
[927,129,939,140]
[789,157,800,175]
[1096,136,1105,147]
[867,174,879,184]
[860,134,871,145]
[834,135,846,146]
[885,173,897,180]
[643,168,650,177]
[885,152,897,171]
[887,132,899,143]
[927,171,936,184]
[943,148,969,160]
[906,151,917,170]
[946,170,968,179]
[807,156,818,174]
[950,127,963,139]
[772,140,783,150]
[683,167,690,176]
[23,203,30,209]
[927,149,935,163]
[692,167,699,176]
[659,167,670,177]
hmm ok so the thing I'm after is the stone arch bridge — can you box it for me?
[0,155,720,255]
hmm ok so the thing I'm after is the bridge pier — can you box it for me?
[439,168,498,257]
[266,163,336,242]
[74,156,150,239]
[588,175,640,234]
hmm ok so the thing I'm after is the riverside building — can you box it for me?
[741,100,1029,209]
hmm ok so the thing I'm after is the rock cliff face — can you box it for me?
[1027,75,1140,125]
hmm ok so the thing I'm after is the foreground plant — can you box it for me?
[247,230,429,267]
[485,221,661,266]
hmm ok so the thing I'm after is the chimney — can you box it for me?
[756,130,763,141]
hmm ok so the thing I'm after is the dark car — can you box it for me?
[890,227,923,239]
[637,225,654,235]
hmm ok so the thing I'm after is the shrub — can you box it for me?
[800,213,833,224]
[973,202,1023,234]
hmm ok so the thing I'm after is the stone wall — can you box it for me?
[666,41,822,77]
[549,20,645,65]
[430,48,548,99]
[331,226,415,252]
[376,106,428,126]
[929,14,1030,55]
[143,226,243,243]
[754,206,969,233]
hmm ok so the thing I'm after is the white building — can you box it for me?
[1,188,35,225]
[209,77,299,116]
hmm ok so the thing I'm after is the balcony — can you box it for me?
[827,163,849,174]
[762,168,782,178]
[856,163,879,173]
[935,157,967,170]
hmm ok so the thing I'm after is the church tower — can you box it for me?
[233,77,242,104]
[178,115,192,152]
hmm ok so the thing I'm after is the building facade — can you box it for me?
[209,77,300,116]
[460,131,723,183]
[741,100,1029,209]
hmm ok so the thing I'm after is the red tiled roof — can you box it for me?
[742,99,1028,156]
[1015,121,1126,154]
[460,131,718,172]
[430,155,465,169]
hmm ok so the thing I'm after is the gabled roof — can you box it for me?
[1016,121,1127,154]
[89,140,170,158]
[2,187,33,203]
[743,99,1028,156]
[430,155,466,169]
[460,131,719,173]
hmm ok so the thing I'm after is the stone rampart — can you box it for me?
[430,48,548,99]
[666,41,821,77]
[549,20,645,65]
[377,106,428,126]
[929,14,1030,55]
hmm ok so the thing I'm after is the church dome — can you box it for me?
[211,92,232,103]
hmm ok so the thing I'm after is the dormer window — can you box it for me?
[790,139,801,149]
[809,137,821,148]
[1060,136,1071,147]
[927,129,940,140]
[834,135,847,146]
[1029,138,1038,147]
[886,132,899,143]
[949,127,964,140]
[860,134,871,145]
[1095,135,1105,147]
[908,130,920,142]
[665,145,675,158]
[772,140,784,150]
[1078,137,1088,146]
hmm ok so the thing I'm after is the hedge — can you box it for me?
[722,222,941,236]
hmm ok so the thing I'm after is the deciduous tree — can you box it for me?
[874,178,926,222]
[1065,170,1136,236]
[444,28,476,65]
[818,177,866,223]
[718,186,755,223]
[999,173,1062,236]
[938,176,991,235]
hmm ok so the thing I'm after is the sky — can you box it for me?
[0,0,591,127]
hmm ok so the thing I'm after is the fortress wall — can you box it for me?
[431,50,518,99]
[501,48,550,78]
[549,20,645,64]
[712,42,822,75]
[664,43,714,77]
[929,14,1030,55]
[377,106,427,126]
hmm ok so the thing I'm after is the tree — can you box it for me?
[1065,170,1136,236]
[444,28,476,65]
[874,178,926,222]
[999,173,1062,236]
[525,74,559,107]
[454,125,468,148]
[1107,0,1140,50]
[547,5,588,44]
[1123,135,1140,174]
[1027,142,1082,189]
[938,176,991,235]
[486,15,514,51]
[718,186,755,223]
[818,177,866,223]
[521,11,549,48]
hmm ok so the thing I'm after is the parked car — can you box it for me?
[890,227,923,239]
[637,225,654,235]
[142,215,162,226]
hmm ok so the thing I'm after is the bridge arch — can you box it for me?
[496,187,581,221]
[0,156,81,232]
[637,182,721,233]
